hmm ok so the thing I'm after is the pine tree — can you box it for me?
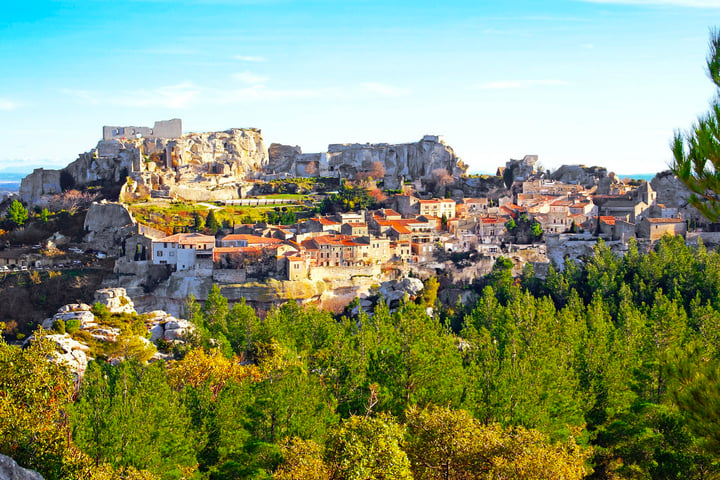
[671,29,720,221]
[205,209,220,234]
[6,199,28,227]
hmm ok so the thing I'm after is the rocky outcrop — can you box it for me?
[0,455,44,480]
[35,289,195,374]
[94,287,136,314]
[44,334,90,376]
[22,124,269,205]
[268,135,468,190]
[504,155,538,183]
[550,165,608,188]
[83,202,136,254]
[19,168,62,205]
[21,122,471,203]
[377,277,424,305]
[457,175,508,200]
[146,311,194,342]
[651,170,704,223]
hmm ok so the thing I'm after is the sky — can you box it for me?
[1,0,719,177]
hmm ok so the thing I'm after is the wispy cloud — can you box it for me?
[360,82,411,97]
[0,99,18,111]
[577,0,720,7]
[581,43,595,49]
[234,55,267,62]
[477,80,570,90]
[232,71,269,84]
[60,80,412,108]
[61,82,202,109]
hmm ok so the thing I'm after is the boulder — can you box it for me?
[0,454,44,480]
[44,334,89,376]
[58,303,92,313]
[94,287,136,314]
[378,277,425,304]
[163,319,194,341]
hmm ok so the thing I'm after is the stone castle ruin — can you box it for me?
[102,119,182,141]
[20,119,469,204]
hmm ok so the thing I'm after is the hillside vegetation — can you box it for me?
[2,235,720,479]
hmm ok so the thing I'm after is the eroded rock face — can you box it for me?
[18,168,62,205]
[0,454,44,480]
[651,170,704,222]
[44,333,90,376]
[268,135,468,190]
[377,277,425,304]
[22,127,268,205]
[83,202,136,254]
[94,287,136,314]
[550,165,608,188]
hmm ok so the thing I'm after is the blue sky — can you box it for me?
[1,0,718,176]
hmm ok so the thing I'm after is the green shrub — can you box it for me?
[66,318,81,334]
[53,318,66,334]
[91,303,110,321]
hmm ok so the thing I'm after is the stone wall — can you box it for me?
[309,265,381,282]
[212,269,247,283]
[103,119,182,141]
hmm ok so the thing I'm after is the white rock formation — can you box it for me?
[44,334,90,376]
[268,135,468,190]
[377,277,425,304]
[0,454,44,480]
[83,202,136,254]
[94,287,136,314]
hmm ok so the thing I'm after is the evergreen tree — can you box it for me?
[671,29,720,221]
[6,199,28,227]
[205,209,220,234]
[71,360,196,478]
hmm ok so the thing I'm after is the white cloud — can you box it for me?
[234,55,267,62]
[581,43,595,49]
[0,99,18,111]
[232,71,269,84]
[62,82,202,109]
[477,80,570,90]
[578,0,720,7]
[60,80,413,109]
[360,82,411,97]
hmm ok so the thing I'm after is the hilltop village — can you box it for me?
[6,119,708,315]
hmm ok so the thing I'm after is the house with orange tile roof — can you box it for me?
[152,233,215,271]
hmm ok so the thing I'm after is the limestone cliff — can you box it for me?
[21,121,469,204]
[83,202,136,255]
[19,168,62,205]
[550,165,608,188]
[267,135,468,190]
[21,123,268,204]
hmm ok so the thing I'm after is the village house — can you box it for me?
[302,234,372,267]
[152,233,215,271]
[418,198,456,219]
[637,217,687,241]
[341,222,369,237]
